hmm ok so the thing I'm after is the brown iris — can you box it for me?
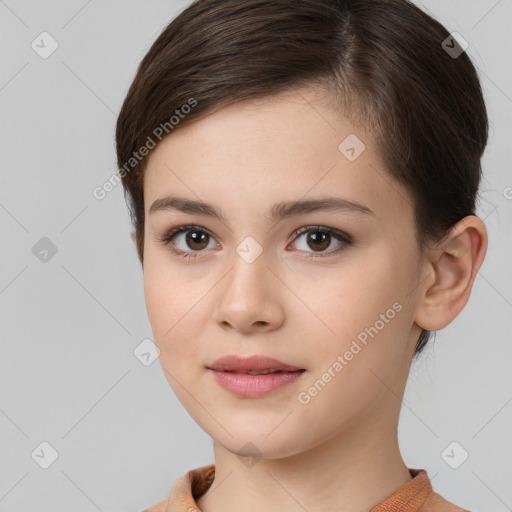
[306,231,331,252]
[185,230,210,250]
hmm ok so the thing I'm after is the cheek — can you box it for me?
[143,253,211,369]
[143,250,182,349]
[143,245,187,330]
[143,268,172,341]
[292,265,413,435]
[300,248,415,370]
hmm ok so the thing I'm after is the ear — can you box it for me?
[414,215,488,332]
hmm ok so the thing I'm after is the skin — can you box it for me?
[141,86,487,512]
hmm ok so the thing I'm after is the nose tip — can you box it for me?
[213,273,285,333]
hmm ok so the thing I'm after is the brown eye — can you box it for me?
[290,226,352,258]
[183,230,210,250]
[305,231,331,252]
[158,225,219,259]
[158,224,352,261]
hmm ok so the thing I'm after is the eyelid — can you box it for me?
[158,224,352,243]
[157,223,353,259]
[156,224,215,244]
[290,225,352,244]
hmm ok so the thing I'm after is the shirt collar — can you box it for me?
[154,465,433,511]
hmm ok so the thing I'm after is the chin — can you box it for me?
[211,428,305,461]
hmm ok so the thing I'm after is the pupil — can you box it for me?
[308,232,329,251]
[183,230,331,252]
[187,231,208,250]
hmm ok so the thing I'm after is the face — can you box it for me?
[142,87,425,460]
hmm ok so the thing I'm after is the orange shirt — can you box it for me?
[143,464,471,512]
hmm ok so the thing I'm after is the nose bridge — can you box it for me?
[225,238,272,302]
[214,237,283,330]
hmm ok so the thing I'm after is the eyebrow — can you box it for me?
[149,195,375,223]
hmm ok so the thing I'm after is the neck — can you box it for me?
[196,413,412,512]
[196,345,417,512]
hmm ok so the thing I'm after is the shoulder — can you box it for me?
[140,496,169,512]
[140,464,215,512]
[420,490,472,512]
[139,472,188,512]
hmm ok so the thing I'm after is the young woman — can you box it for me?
[115,1,488,510]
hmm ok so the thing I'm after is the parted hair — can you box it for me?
[115,0,489,357]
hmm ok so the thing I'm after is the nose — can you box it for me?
[211,248,285,334]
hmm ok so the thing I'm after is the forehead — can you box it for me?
[143,88,413,229]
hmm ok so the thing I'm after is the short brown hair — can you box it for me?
[115,0,488,357]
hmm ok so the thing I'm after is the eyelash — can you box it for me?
[157,224,353,260]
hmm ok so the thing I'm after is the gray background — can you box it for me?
[0,1,511,511]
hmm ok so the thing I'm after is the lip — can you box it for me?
[207,355,306,398]
[207,355,303,372]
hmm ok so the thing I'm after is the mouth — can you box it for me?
[218,369,304,375]
[208,368,306,398]
[207,354,304,373]
[206,355,306,398]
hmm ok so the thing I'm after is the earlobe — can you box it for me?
[414,215,488,332]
